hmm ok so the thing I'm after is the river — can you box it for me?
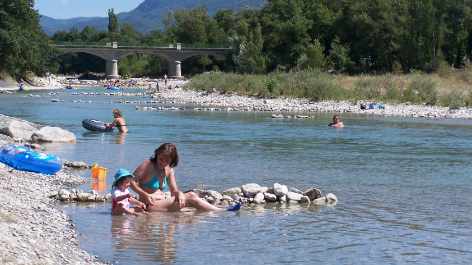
[1,87,471,264]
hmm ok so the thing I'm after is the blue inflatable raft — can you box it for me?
[82,118,113,132]
[0,144,62,174]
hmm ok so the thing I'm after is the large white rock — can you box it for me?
[253,192,265,204]
[286,191,303,201]
[273,183,288,196]
[0,119,37,139]
[241,183,262,197]
[30,126,77,143]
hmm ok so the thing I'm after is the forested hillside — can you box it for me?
[40,0,266,35]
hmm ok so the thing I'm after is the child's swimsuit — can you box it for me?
[144,164,167,190]
[111,187,130,214]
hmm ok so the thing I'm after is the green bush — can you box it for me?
[406,74,438,104]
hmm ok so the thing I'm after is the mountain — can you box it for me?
[40,0,266,35]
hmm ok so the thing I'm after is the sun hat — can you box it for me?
[112,168,135,189]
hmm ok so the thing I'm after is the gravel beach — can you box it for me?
[0,136,103,264]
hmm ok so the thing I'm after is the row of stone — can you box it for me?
[48,88,472,118]
[53,182,338,206]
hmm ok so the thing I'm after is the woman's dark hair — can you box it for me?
[150,143,179,167]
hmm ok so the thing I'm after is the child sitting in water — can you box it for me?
[111,169,147,216]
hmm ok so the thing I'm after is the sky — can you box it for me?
[34,0,144,19]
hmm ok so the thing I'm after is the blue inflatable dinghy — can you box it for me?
[82,118,113,132]
[0,144,62,174]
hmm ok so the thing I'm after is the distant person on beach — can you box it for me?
[156,81,160,92]
[130,143,241,212]
[18,83,25,90]
[106,109,129,133]
[111,169,146,216]
[328,115,344,128]
[164,74,168,86]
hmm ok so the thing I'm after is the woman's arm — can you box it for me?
[105,118,119,129]
[166,168,185,207]
[131,160,155,205]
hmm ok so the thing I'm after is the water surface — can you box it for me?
[1,88,471,264]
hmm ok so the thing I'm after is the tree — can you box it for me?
[231,23,269,74]
[297,39,328,70]
[0,0,59,78]
[108,8,119,42]
[119,23,141,43]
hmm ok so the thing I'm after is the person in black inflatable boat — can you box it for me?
[106,109,129,133]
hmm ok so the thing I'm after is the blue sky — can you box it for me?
[34,0,144,19]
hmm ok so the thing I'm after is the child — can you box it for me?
[105,109,129,133]
[111,169,147,216]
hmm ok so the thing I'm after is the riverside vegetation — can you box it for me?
[188,65,472,109]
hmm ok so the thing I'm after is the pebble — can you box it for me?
[0,135,104,264]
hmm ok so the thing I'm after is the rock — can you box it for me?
[326,193,338,202]
[58,189,70,196]
[241,183,262,197]
[287,191,303,201]
[76,193,92,202]
[62,160,89,169]
[231,194,240,202]
[221,187,241,196]
[0,119,37,139]
[303,188,322,200]
[273,183,288,196]
[30,126,77,143]
[202,190,222,200]
[289,187,302,194]
[300,196,310,204]
[264,193,277,202]
[313,197,327,204]
[253,192,265,204]
[279,195,287,202]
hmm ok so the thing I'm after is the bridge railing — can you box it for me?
[52,41,229,49]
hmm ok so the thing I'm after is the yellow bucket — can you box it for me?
[92,167,107,179]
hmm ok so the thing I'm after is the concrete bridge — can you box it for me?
[53,44,229,79]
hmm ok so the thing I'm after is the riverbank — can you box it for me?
[2,75,472,119]
[0,134,103,264]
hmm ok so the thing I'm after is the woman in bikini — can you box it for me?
[130,143,241,211]
[106,109,129,133]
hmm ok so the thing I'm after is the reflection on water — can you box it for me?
[91,180,107,193]
[111,214,178,264]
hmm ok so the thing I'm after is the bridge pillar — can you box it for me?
[168,61,182,78]
[105,59,120,79]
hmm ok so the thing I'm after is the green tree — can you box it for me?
[260,0,312,69]
[0,0,59,78]
[108,8,119,42]
[80,26,99,42]
[231,23,268,74]
[297,39,328,70]
[119,23,142,43]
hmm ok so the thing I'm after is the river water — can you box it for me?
[1,87,471,264]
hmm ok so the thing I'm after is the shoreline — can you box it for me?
[0,133,104,264]
[2,75,469,119]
